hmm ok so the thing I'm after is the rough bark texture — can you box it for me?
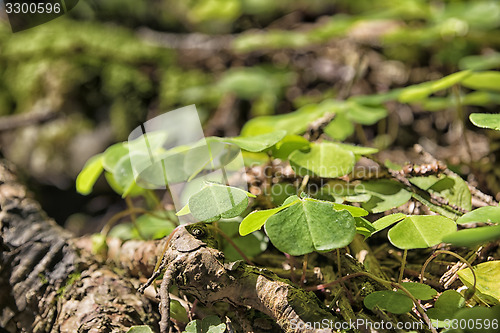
[145,223,340,333]
[0,160,158,332]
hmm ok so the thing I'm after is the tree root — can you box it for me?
[138,223,340,333]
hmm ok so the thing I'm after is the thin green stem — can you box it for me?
[398,249,408,284]
[420,250,477,291]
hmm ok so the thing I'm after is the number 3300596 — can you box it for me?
[5,2,61,14]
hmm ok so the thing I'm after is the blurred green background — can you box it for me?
[0,0,499,232]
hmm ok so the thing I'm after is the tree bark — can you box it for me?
[0,160,159,332]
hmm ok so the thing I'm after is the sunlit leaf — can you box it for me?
[442,225,500,247]
[457,206,500,224]
[462,71,500,92]
[76,154,103,195]
[470,113,500,131]
[102,143,129,172]
[458,261,500,305]
[398,70,471,103]
[388,215,457,249]
[334,143,378,155]
[239,196,300,236]
[372,213,406,232]
[241,100,340,136]
[333,203,368,217]
[176,204,191,216]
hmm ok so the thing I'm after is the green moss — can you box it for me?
[38,273,49,285]
[286,287,337,324]
[56,271,81,297]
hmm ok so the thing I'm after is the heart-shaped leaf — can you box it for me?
[388,215,457,249]
[457,206,500,224]
[363,290,413,314]
[289,141,355,178]
[188,183,251,222]
[265,198,356,255]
